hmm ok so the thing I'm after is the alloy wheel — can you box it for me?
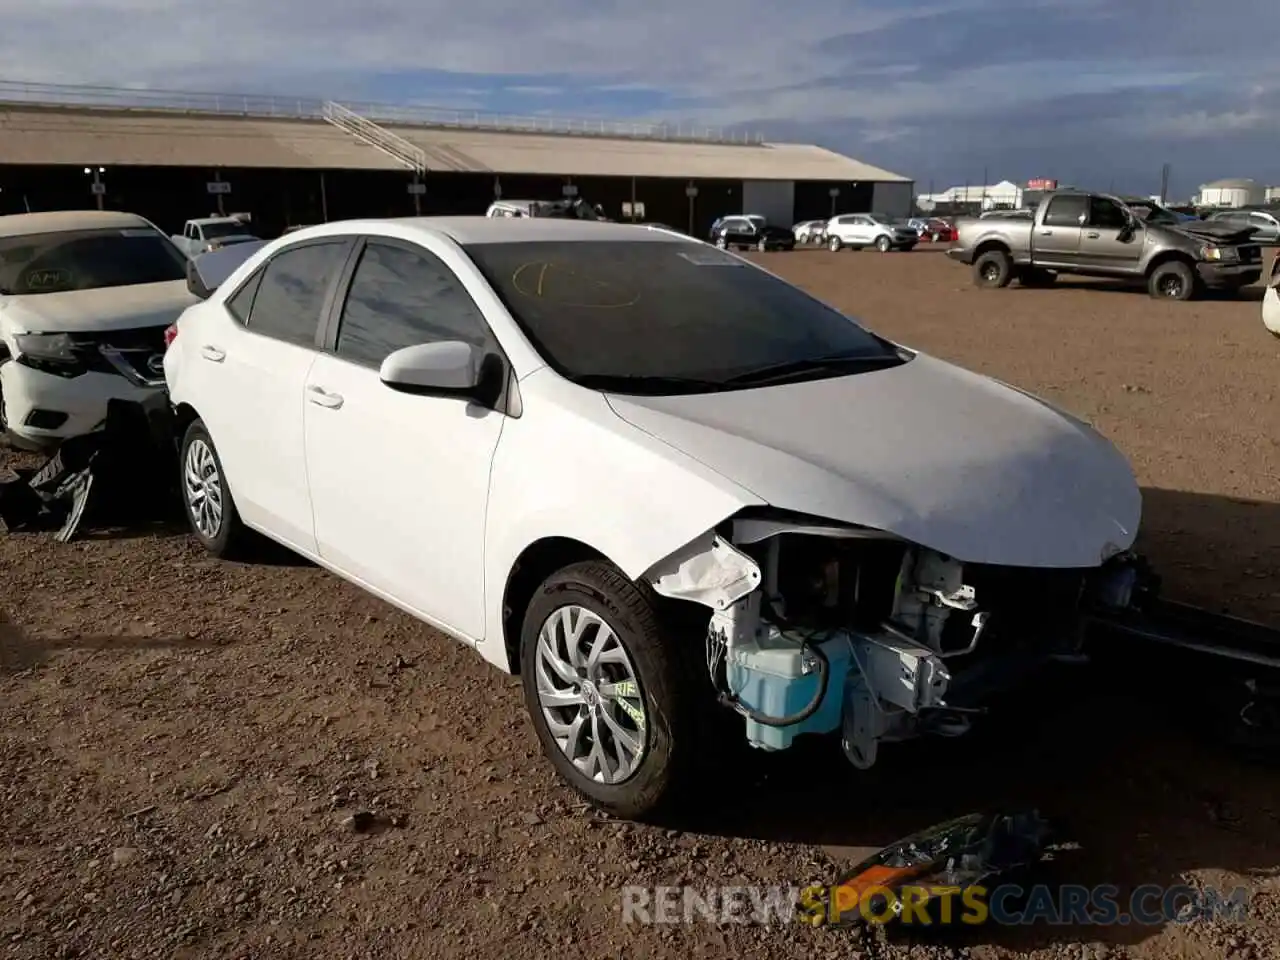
[184,438,224,539]
[534,604,647,784]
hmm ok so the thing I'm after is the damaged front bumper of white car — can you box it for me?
[644,511,1146,769]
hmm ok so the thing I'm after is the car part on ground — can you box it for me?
[803,809,1057,927]
[949,191,1263,300]
[0,394,177,540]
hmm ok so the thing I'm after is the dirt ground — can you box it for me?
[2,249,1279,960]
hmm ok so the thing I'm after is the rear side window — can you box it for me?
[334,241,491,368]
[1043,196,1088,227]
[225,269,263,324]
[245,241,346,348]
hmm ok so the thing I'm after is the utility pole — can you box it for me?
[1159,163,1171,204]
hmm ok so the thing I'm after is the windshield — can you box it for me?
[0,226,188,295]
[1125,202,1179,225]
[464,240,902,394]
[200,221,250,240]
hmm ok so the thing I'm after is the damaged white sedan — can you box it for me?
[164,217,1142,819]
[0,211,196,447]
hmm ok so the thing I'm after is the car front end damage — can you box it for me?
[644,511,1151,767]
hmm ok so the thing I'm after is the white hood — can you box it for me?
[605,353,1141,569]
[0,280,197,334]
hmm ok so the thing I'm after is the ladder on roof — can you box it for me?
[322,100,427,175]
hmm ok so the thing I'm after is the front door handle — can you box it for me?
[1086,231,1101,239]
[307,385,344,409]
[200,345,225,362]
[1039,230,1053,236]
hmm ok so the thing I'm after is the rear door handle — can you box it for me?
[1086,231,1101,239]
[200,345,225,362]
[307,385,344,409]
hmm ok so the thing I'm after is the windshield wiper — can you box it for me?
[720,352,904,387]
[581,374,726,393]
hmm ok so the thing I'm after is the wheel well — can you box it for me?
[173,402,200,436]
[974,240,1011,260]
[1144,251,1196,278]
[501,537,607,674]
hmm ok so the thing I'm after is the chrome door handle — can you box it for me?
[200,345,225,362]
[307,385,344,409]
[1086,231,1100,239]
[1039,230,1053,236]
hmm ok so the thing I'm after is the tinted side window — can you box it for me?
[1088,198,1128,230]
[225,269,263,324]
[334,241,490,368]
[246,241,346,348]
[1043,196,1088,227]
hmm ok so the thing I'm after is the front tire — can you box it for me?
[875,235,892,253]
[756,237,768,252]
[179,419,250,558]
[520,561,694,820]
[828,235,843,252]
[1148,260,1196,301]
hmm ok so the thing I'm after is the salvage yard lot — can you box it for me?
[2,249,1279,960]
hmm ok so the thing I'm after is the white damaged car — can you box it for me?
[163,217,1143,819]
[0,211,197,446]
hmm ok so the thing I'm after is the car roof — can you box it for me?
[282,216,697,246]
[191,216,246,225]
[0,210,153,238]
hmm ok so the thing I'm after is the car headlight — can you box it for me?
[1201,244,1239,262]
[14,332,77,361]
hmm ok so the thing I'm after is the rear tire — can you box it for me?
[179,419,251,559]
[973,249,1014,288]
[1147,260,1196,301]
[520,561,699,821]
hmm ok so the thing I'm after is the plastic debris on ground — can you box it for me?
[803,809,1057,927]
[0,394,177,542]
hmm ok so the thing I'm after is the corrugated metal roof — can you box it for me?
[0,107,404,170]
[0,106,909,182]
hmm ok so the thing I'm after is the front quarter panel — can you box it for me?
[477,369,761,671]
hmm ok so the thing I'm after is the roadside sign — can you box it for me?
[562,184,578,197]
[407,182,426,195]
[90,183,106,196]
[829,187,841,197]
[685,185,698,198]
[206,181,232,195]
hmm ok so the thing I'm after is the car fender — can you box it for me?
[477,370,762,671]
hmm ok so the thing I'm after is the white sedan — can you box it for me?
[0,211,196,446]
[1265,253,1280,338]
[163,217,1142,819]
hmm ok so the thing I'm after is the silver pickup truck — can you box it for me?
[947,191,1263,300]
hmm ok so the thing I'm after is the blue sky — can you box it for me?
[1,0,1274,199]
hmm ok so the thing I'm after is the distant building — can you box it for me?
[1266,185,1280,204]
[916,179,1022,212]
[1196,178,1265,208]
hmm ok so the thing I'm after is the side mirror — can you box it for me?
[379,341,504,408]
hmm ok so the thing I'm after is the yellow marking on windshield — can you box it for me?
[509,260,641,309]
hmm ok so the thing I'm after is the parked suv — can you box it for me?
[825,213,918,252]
[0,210,196,447]
[709,215,795,251]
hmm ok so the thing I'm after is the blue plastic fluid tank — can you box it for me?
[725,629,853,750]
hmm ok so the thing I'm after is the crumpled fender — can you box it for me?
[476,372,763,671]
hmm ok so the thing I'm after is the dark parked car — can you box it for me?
[709,215,796,251]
